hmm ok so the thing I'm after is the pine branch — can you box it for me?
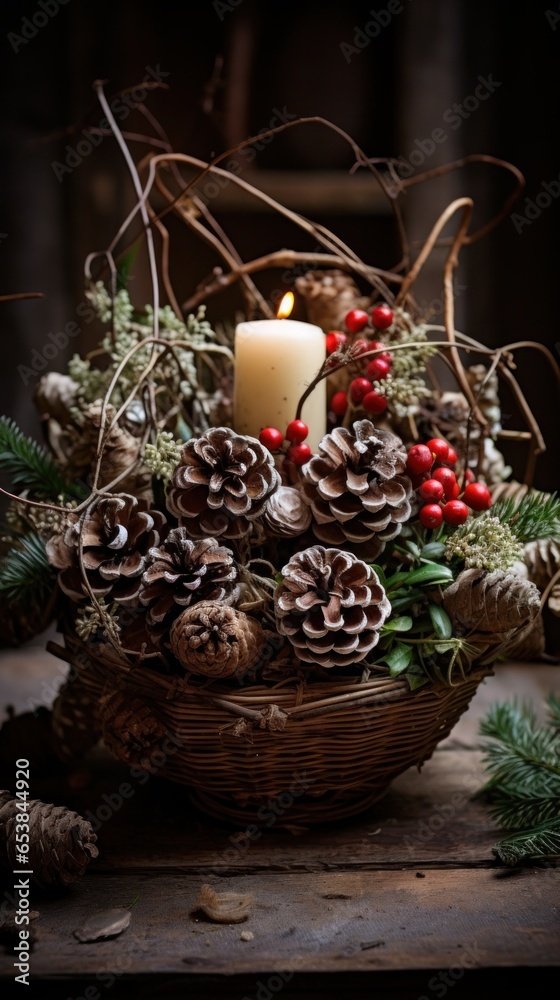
[0,532,55,604]
[491,491,560,543]
[492,817,560,866]
[480,697,560,865]
[0,416,84,501]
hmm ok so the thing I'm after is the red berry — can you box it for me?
[353,339,371,356]
[370,304,394,331]
[406,444,434,476]
[350,377,373,403]
[465,468,475,484]
[370,341,393,366]
[426,437,449,462]
[345,309,369,333]
[432,466,458,500]
[286,419,309,444]
[446,446,459,467]
[287,442,312,466]
[462,482,492,511]
[325,330,347,354]
[442,500,469,525]
[418,478,445,502]
[419,503,443,529]
[331,391,348,417]
[259,427,284,450]
[366,358,391,380]
[363,391,387,414]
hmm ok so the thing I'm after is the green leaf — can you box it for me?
[491,491,560,543]
[370,563,387,587]
[421,541,447,559]
[382,642,414,676]
[406,672,431,691]
[428,604,453,639]
[402,563,454,588]
[389,588,426,611]
[383,615,413,633]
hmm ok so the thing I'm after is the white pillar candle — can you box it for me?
[233,316,327,452]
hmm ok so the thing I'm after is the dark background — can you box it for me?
[0,0,558,487]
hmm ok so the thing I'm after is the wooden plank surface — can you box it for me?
[0,869,558,978]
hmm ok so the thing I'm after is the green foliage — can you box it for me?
[479,696,560,865]
[0,532,55,604]
[0,416,84,501]
[491,491,560,543]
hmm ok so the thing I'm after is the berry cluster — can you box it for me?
[405,438,492,529]
[259,419,311,466]
[328,304,395,419]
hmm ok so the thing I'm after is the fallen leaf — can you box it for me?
[74,907,131,943]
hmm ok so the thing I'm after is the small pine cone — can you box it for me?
[47,494,166,606]
[302,419,412,556]
[295,269,368,331]
[275,545,390,669]
[52,674,100,763]
[170,603,264,678]
[262,485,312,539]
[524,539,560,590]
[0,791,98,888]
[98,689,167,772]
[443,569,541,650]
[139,530,238,643]
[166,427,281,539]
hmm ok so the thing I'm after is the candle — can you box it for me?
[233,294,327,451]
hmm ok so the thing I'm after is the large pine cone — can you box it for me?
[0,790,98,888]
[275,545,390,669]
[47,494,166,606]
[139,530,238,642]
[443,568,541,655]
[302,419,412,555]
[524,538,560,590]
[170,602,264,678]
[166,427,281,539]
[99,689,167,772]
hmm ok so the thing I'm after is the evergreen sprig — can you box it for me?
[0,531,55,604]
[491,491,560,543]
[0,416,84,501]
[479,696,560,865]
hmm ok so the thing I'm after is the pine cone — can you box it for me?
[169,603,264,678]
[443,569,541,652]
[65,402,143,494]
[166,427,281,539]
[302,419,412,555]
[47,494,166,605]
[275,545,390,669]
[262,485,312,538]
[0,791,98,888]
[52,673,100,763]
[98,689,167,771]
[549,583,560,616]
[139,530,238,643]
[295,269,368,331]
[524,539,560,590]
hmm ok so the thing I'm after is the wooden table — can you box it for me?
[0,633,559,998]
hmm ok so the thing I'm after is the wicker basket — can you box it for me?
[49,632,491,825]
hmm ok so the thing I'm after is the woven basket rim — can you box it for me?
[49,628,493,721]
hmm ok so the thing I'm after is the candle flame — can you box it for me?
[277,291,294,319]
